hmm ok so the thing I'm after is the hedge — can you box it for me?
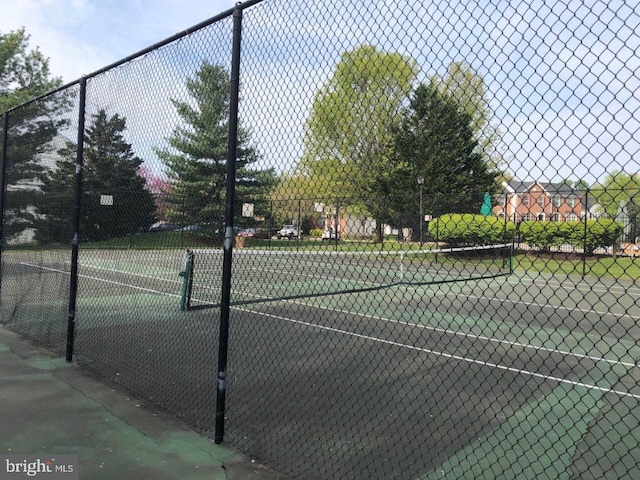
[428,214,516,246]
[519,219,623,254]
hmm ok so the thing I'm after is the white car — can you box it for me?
[277,225,300,239]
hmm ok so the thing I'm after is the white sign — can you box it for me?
[424,214,432,221]
[100,195,113,206]
[242,203,254,217]
[315,202,325,213]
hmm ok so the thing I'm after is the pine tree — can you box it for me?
[35,109,156,243]
[155,62,259,239]
[389,82,500,233]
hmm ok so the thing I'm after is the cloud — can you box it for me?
[2,0,237,83]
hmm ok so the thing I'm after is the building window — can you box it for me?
[521,214,531,222]
[551,213,560,222]
[537,196,545,207]
[522,195,530,207]
[566,213,578,221]
[552,196,561,207]
[537,213,546,220]
[567,196,576,207]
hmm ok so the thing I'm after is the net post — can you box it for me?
[0,112,9,299]
[67,77,87,363]
[179,250,195,311]
[215,3,243,446]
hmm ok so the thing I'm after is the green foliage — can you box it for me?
[428,214,515,246]
[519,221,565,251]
[592,172,640,218]
[519,219,623,254]
[1,28,62,112]
[390,82,500,225]
[431,61,505,171]
[565,219,623,254]
[156,62,266,239]
[35,109,156,243]
[1,28,69,242]
[309,228,324,237]
[300,45,419,240]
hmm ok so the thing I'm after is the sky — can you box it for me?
[2,0,238,82]
[2,0,639,186]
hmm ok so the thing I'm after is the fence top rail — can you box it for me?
[0,0,264,117]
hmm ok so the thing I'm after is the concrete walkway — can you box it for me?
[0,326,282,480]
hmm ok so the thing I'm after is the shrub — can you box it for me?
[519,221,566,251]
[309,228,324,237]
[518,219,623,254]
[428,214,515,246]
[564,219,623,254]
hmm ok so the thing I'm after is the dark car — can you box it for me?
[149,222,179,232]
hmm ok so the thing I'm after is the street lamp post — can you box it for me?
[417,176,424,247]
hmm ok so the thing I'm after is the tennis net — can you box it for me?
[182,244,512,310]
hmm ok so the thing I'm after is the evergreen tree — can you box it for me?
[35,109,156,243]
[156,62,260,239]
[300,45,418,242]
[1,28,68,242]
[389,82,500,233]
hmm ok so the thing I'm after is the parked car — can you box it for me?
[238,228,256,237]
[277,225,300,239]
[149,222,179,232]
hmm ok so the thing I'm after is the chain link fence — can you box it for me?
[1,0,639,478]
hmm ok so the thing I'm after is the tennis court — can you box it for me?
[3,246,638,479]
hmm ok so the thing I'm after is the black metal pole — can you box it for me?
[66,78,87,363]
[334,199,340,250]
[582,189,589,279]
[0,112,9,299]
[215,4,243,445]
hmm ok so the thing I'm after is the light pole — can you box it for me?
[417,176,424,247]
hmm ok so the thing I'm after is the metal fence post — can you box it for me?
[66,78,87,362]
[582,189,589,278]
[215,4,243,445]
[0,112,9,299]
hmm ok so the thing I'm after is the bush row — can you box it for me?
[428,214,515,246]
[519,219,623,254]
[428,214,623,254]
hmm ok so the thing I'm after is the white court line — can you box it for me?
[21,261,639,396]
[80,263,183,285]
[235,306,640,401]
[271,297,639,369]
[19,262,181,299]
[64,261,637,368]
[505,275,640,297]
[427,289,640,322]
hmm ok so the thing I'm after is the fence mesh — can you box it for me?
[1,0,639,478]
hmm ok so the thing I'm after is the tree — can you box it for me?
[1,28,61,112]
[156,62,261,239]
[592,172,640,218]
[389,82,500,234]
[35,109,156,243]
[432,61,506,171]
[300,45,419,241]
[1,28,67,241]
[592,172,640,242]
[562,178,590,191]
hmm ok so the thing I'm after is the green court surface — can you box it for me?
[2,247,639,479]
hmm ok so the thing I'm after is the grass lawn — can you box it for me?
[11,232,639,281]
[513,252,640,281]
